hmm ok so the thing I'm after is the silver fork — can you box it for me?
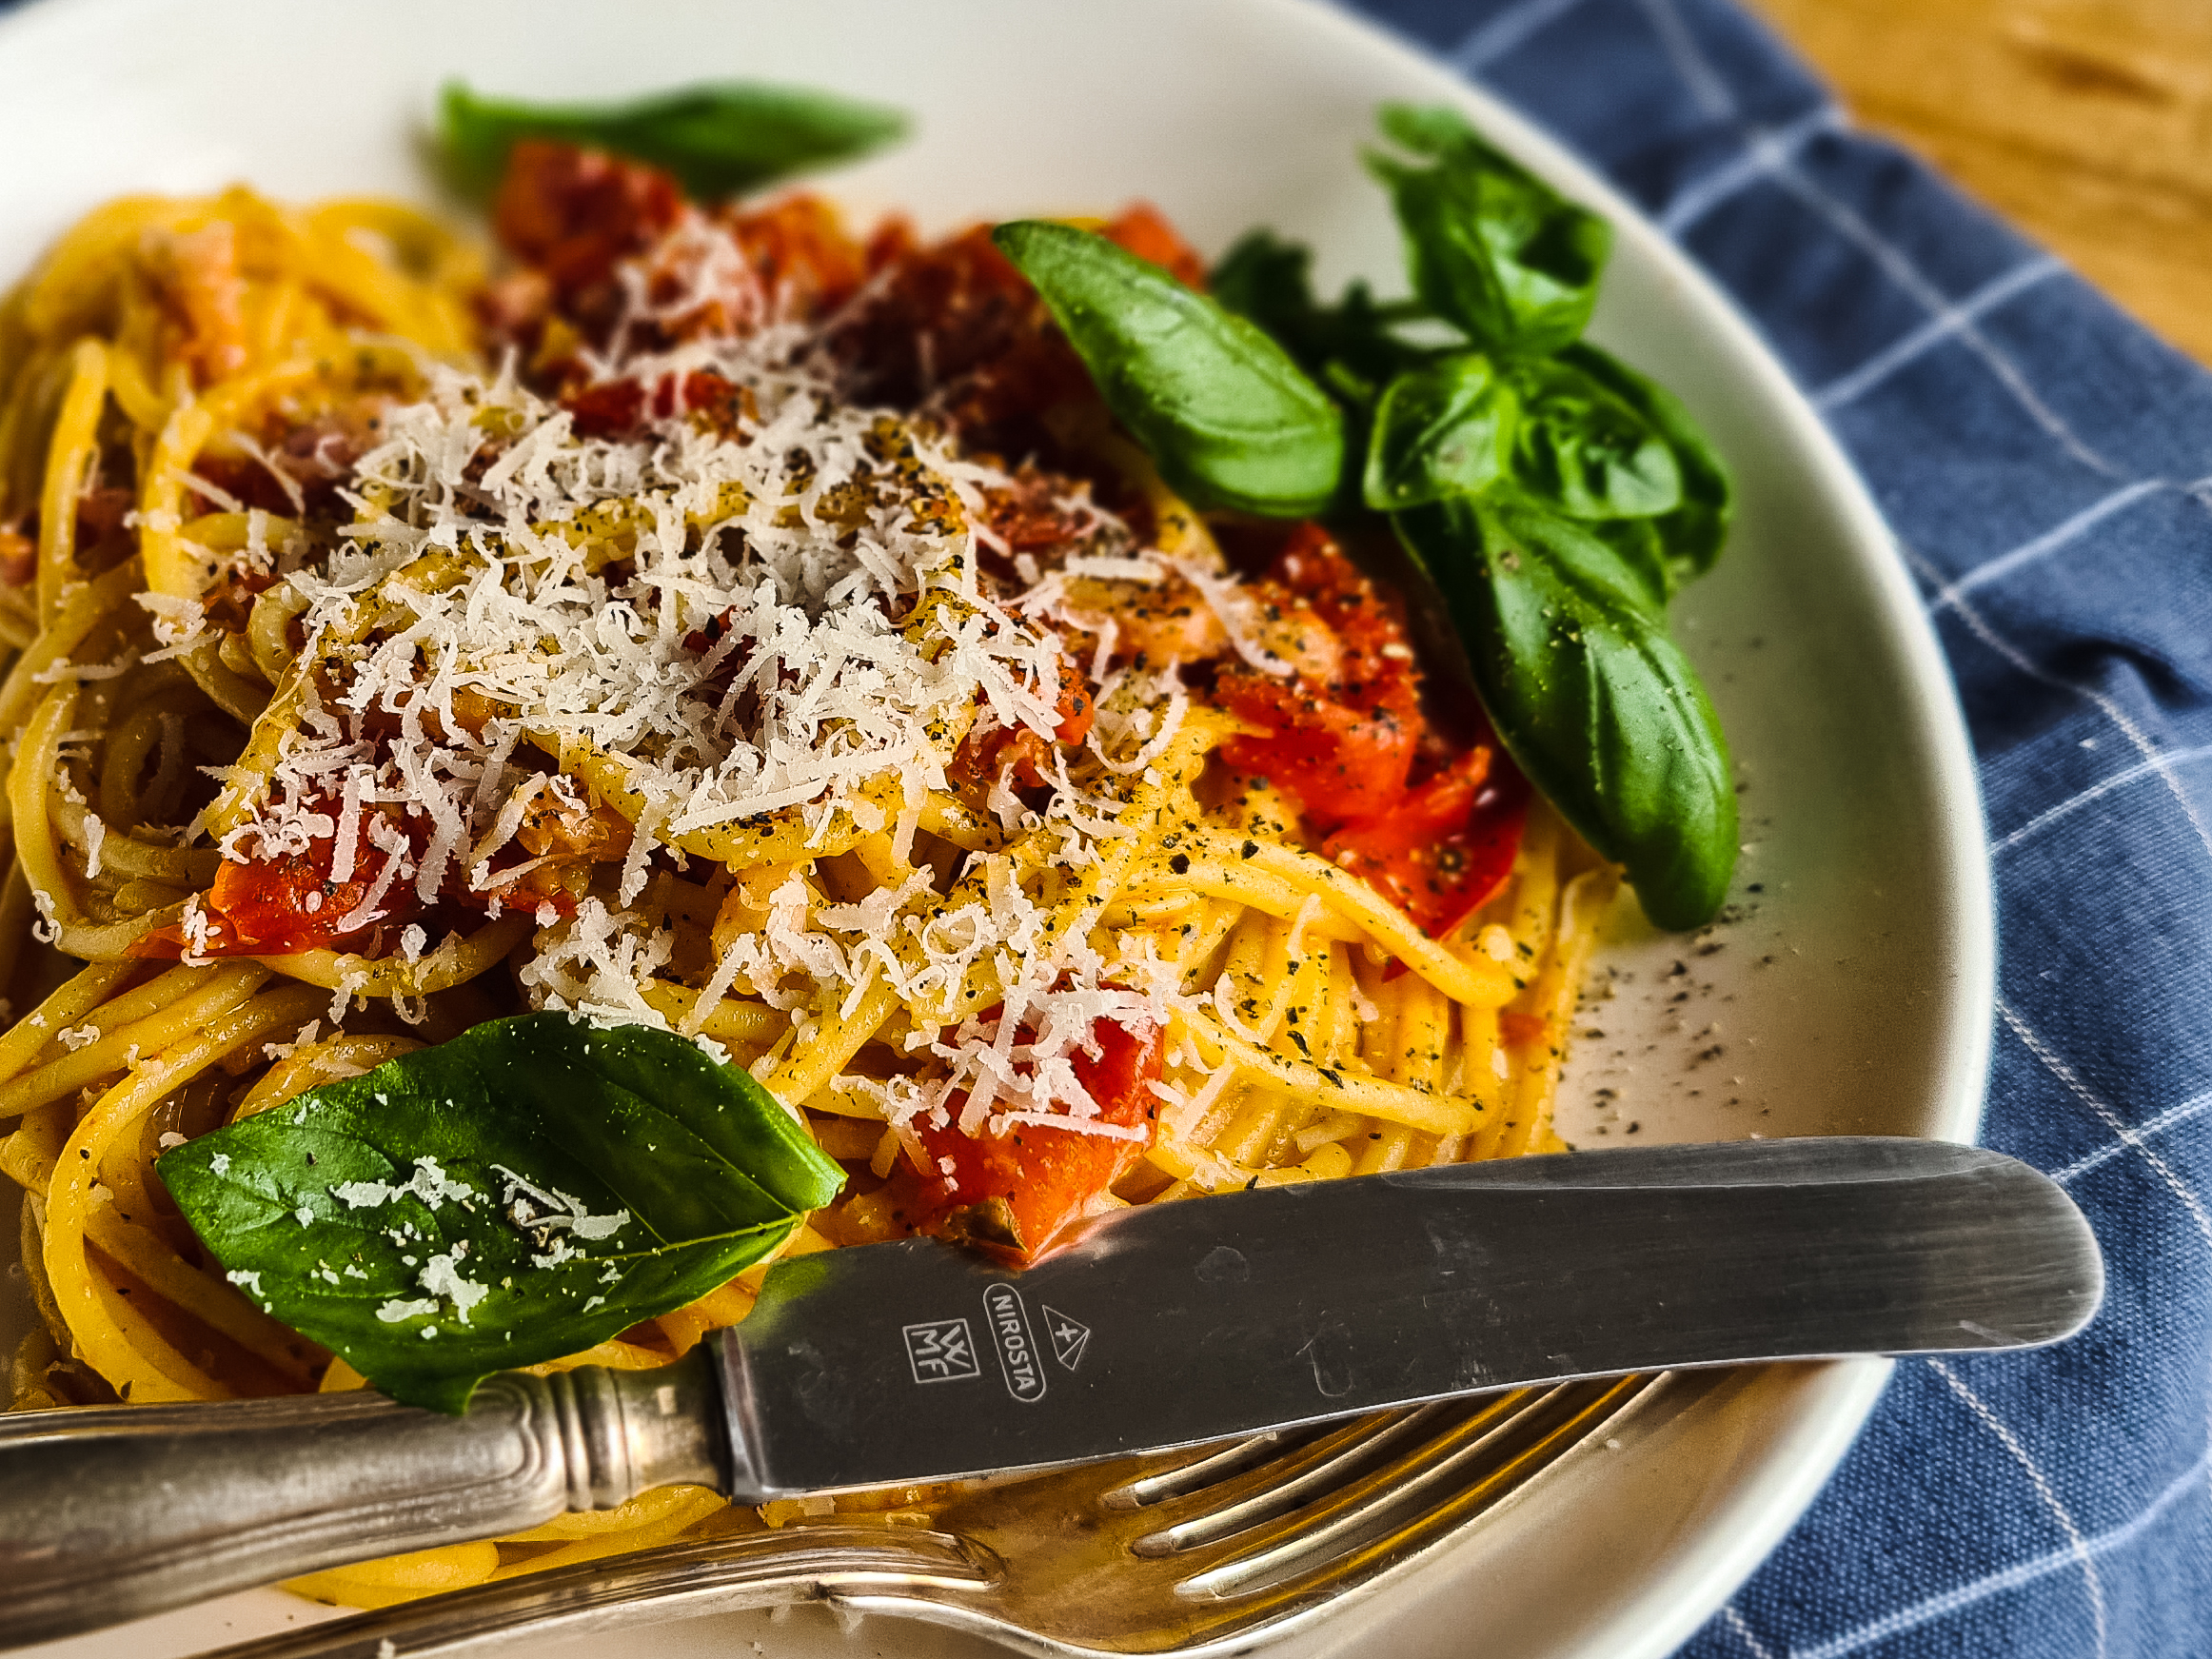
[185,1373,1665,1659]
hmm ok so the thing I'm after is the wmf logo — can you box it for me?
[902,1317,979,1384]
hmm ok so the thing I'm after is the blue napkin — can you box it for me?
[1347,0,2212,1652]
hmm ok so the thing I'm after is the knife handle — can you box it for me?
[0,1350,724,1649]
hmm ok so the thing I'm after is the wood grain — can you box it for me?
[1747,0,2212,364]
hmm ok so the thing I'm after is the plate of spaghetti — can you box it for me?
[0,2,1993,1657]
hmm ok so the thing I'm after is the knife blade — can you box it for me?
[0,1136,2103,1648]
[717,1134,2103,1494]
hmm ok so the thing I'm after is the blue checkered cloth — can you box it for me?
[1346,0,2212,1653]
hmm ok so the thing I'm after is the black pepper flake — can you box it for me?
[1168,852,1191,876]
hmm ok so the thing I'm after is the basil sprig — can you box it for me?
[157,1015,843,1412]
[440,81,907,202]
[1203,104,1738,929]
[990,221,1345,517]
[1557,342,1734,587]
[1366,103,1612,357]
[1211,231,1425,410]
[1364,353,1517,510]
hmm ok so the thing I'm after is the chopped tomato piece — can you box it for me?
[948,655,1095,793]
[904,1017,1164,1259]
[978,467,1103,558]
[563,367,751,440]
[1498,1011,1549,1047]
[863,214,919,275]
[1215,524,1423,827]
[1323,747,1531,937]
[1050,655,1097,749]
[190,401,393,523]
[142,222,247,385]
[493,140,683,303]
[561,377,648,439]
[134,801,425,958]
[826,223,1094,447]
[1102,203,1209,289]
[719,192,870,319]
[828,198,1208,451]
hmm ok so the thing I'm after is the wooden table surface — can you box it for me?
[1748,0,2212,365]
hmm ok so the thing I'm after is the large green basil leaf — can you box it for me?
[1363,352,1518,511]
[1367,104,1610,357]
[995,221,1345,517]
[156,1015,844,1412]
[440,81,907,202]
[1395,493,1737,929]
[1506,358,1682,522]
[1560,343,1735,582]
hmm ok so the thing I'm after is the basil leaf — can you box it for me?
[1560,342,1734,583]
[1394,493,1737,929]
[440,81,907,202]
[1211,230,1424,409]
[1505,358,1682,522]
[1363,352,1517,510]
[1208,230,1320,343]
[155,1015,843,1412]
[1580,516,1675,615]
[1367,103,1610,357]
[994,221,1345,517]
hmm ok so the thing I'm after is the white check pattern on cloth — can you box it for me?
[1349,0,2212,1652]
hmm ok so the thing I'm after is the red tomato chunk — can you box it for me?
[902,1017,1164,1259]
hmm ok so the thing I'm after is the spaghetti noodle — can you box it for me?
[0,142,1617,1607]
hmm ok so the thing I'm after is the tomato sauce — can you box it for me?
[1208,523,1528,934]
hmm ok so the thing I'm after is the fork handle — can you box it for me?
[0,1351,724,1649]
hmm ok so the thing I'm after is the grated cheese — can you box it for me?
[201,299,1292,1142]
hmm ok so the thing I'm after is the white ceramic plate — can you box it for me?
[0,0,1993,1654]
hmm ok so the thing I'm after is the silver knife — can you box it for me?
[0,1136,2103,1647]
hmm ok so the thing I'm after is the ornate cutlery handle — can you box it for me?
[0,1350,724,1649]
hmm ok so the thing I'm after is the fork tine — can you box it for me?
[1128,1394,1531,1557]
[1101,1420,1339,1511]
[898,1373,1667,1653]
[1172,1375,1656,1602]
